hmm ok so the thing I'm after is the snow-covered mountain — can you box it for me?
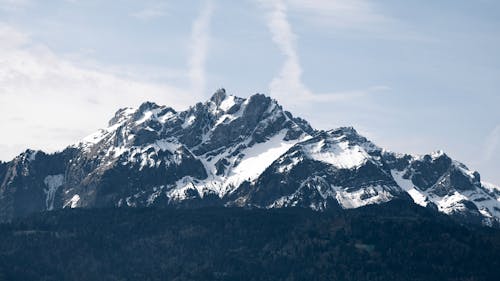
[1,89,499,226]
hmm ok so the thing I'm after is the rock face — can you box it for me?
[1,89,499,226]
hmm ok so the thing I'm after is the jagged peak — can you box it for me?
[332,126,358,134]
[430,149,446,159]
[207,90,284,114]
[482,181,500,192]
[247,92,273,104]
[209,88,227,106]
[108,107,135,126]
[298,127,380,155]
[137,101,161,113]
[3,88,500,229]
[206,89,252,115]
[16,149,40,162]
[131,101,176,124]
[241,93,280,118]
[418,150,450,163]
[107,101,180,128]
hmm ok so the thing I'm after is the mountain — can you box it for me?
[1,89,499,226]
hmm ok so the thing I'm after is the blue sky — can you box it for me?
[0,0,499,184]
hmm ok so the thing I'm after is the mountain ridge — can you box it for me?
[1,89,499,226]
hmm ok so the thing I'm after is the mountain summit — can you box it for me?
[1,90,499,226]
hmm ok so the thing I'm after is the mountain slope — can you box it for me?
[231,128,407,210]
[0,89,499,226]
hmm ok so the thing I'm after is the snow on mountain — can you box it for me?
[482,181,500,196]
[300,133,370,169]
[233,128,404,211]
[43,174,64,210]
[388,150,500,226]
[391,170,428,206]
[191,130,308,198]
[0,89,499,227]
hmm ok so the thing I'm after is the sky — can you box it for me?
[0,0,499,184]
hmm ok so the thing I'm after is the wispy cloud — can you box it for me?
[0,23,194,161]
[287,0,389,29]
[188,0,213,98]
[484,125,500,162]
[0,0,217,161]
[132,1,169,20]
[0,0,31,11]
[258,0,387,105]
[262,0,309,103]
[0,24,29,47]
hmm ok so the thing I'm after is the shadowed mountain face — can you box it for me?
[1,89,499,226]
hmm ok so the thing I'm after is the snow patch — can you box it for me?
[437,192,469,214]
[277,156,302,173]
[123,140,183,170]
[391,170,428,206]
[27,150,38,161]
[171,131,308,199]
[82,129,107,145]
[135,110,153,124]
[43,174,64,210]
[335,185,394,209]
[482,181,500,195]
[393,169,500,222]
[147,186,164,205]
[219,95,236,111]
[63,194,80,208]
[226,131,297,188]
[214,114,237,127]
[158,111,175,123]
[182,115,196,128]
[167,177,199,201]
[430,150,445,159]
[135,108,164,125]
[302,140,368,169]
[155,139,182,152]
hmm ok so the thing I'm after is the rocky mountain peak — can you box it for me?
[108,107,135,127]
[316,127,381,154]
[0,90,499,227]
[137,101,161,113]
[209,88,227,106]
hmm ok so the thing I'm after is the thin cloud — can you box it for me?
[0,24,29,47]
[287,0,390,29]
[484,125,500,161]
[132,1,169,20]
[263,0,310,102]
[188,0,213,98]
[300,86,391,102]
[0,2,217,161]
[0,23,194,161]
[0,0,31,11]
[259,0,385,105]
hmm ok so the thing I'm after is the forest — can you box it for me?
[0,200,499,281]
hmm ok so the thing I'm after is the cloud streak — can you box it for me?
[287,0,389,29]
[259,0,387,105]
[484,125,500,162]
[0,2,216,161]
[0,23,194,161]
[132,1,169,20]
[188,0,213,98]
[0,0,31,11]
[258,0,316,104]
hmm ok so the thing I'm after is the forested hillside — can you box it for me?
[0,201,499,281]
